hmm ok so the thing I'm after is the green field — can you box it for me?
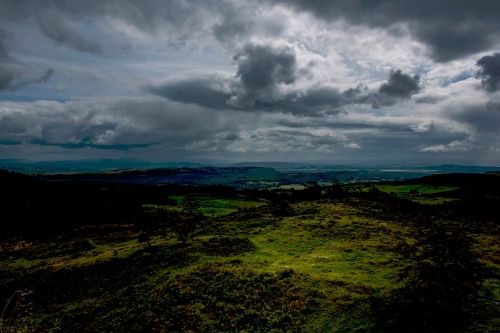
[345,183,460,205]
[375,184,459,195]
[161,195,266,217]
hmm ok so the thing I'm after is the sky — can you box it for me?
[0,0,500,165]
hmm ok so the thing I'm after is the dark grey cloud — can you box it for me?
[0,64,54,91]
[1,0,498,63]
[1,1,499,164]
[269,69,421,113]
[452,101,500,133]
[0,29,54,91]
[150,43,309,114]
[37,69,54,84]
[266,69,422,112]
[212,7,284,45]
[0,94,496,163]
[261,86,365,116]
[379,70,420,98]
[150,56,421,115]
[233,43,297,105]
[476,53,500,92]
[414,21,494,62]
[415,95,445,104]
[423,100,500,155]
[0,0,284,49]
[236,44,296,88]
[39,16,103,54]
[150,78,358,116]
[213,13,250,44]
[150,43,374,116]
[0,30,16,91]
[360,69,422,108]
[268,0,500,61]
[0,0,209,28]
[0,0,231,50]
[0,97,236,149]
[147,77,231,110]
[283,88,347,109]
[0,67,15,91]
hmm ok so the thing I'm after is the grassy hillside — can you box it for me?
[0,171,498,332]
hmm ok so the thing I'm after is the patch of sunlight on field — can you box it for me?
[376,184,459,195]
[236,202,409,290]
[161,195,266,217]
[245,233,399,289]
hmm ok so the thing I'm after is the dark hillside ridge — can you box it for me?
[34,166,496,188]
[401,172,500,188]
[2,169,499,240]
[0,170,237,239]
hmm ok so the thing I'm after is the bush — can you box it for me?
[199,236,255,256]
[155,264,321,332]
[373,224,483,333]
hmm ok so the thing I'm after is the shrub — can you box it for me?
[373,224,483,333]
[199,236,255,256]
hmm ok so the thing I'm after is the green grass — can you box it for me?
[238,202,409,290]
[375,184,460,206]
[162,195,265,217]
[144,195,265,217]
[0,233,184,270]
[167,194,184,205]
[375,184,459,195]
[1,199,411,331]
[195,197,263,217]
[346,183,460,206]
[1,190,497,332]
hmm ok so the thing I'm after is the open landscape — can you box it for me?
[1,168,498,332]
[2,0,500,331]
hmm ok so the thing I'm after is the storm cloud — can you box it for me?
[268,0,500,61]
[0,0,235,49]
[0,29,54,91]
[452,101,500,133]
[476,53,500,92]
[230,43,298,107]
[147,77,232,110]
[39,16,103,54]
[0,0,499,164]
[361,69,423,108]
[0,97,235,149]
[150,46,421,115]
[0,38,15,91]
[379,70,420,98]
[150,77,361,116]
[1,0,499,61]
[150,43,311,114]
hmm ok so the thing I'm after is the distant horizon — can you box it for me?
[2,158,500,171]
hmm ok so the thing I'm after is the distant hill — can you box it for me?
[402,172,500,188]
[0,159,207,173]
[2,160,500,188]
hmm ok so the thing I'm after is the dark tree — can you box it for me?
[271,199,293,217]
[324,184,344,199]
[172,212,200,244]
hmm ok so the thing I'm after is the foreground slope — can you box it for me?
[0,170,498,332]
